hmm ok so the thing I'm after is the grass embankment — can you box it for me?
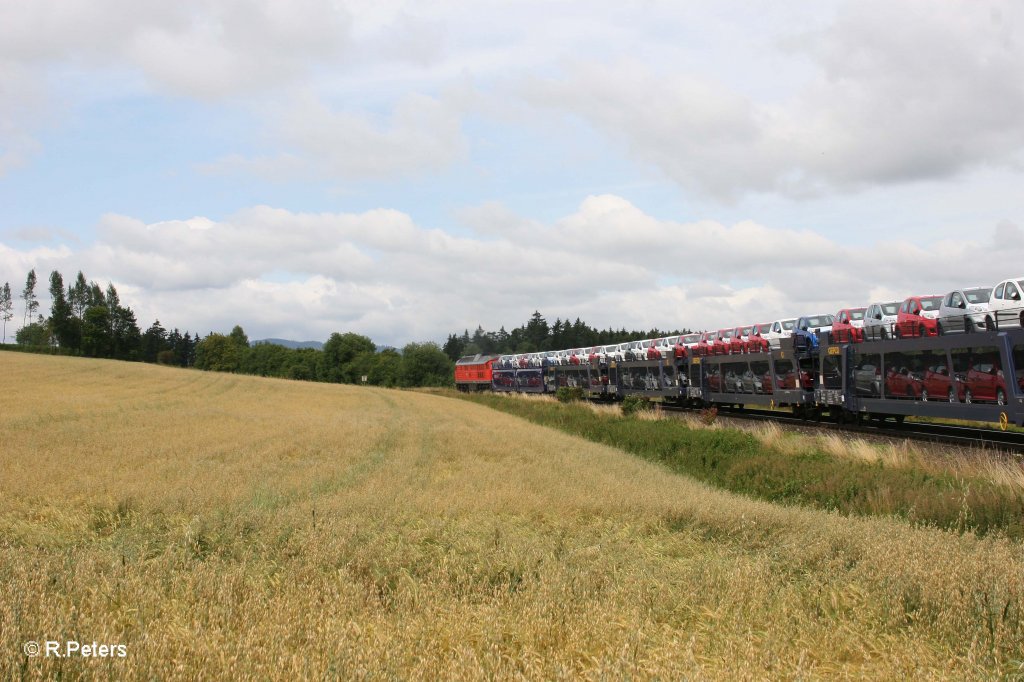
[455,392,1024,538]
[2,353,1024,679]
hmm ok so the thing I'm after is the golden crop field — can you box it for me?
[1,352,1023,680]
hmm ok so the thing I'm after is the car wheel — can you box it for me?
[948,388,956,402]
[965,389,973,404]
[985,315,994,331]
[921,388,928,402]
[937,322,945,336]
[918,324,926,337]
[894,326,901,339]
[1019,311,1024,329]
[997,389,1006,406]
[964,317,974,333]
[881,328,889,340]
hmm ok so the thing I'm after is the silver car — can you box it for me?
[936,287,992,334]
[862,301,901,340]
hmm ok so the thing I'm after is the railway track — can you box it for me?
[657,402,1024,454]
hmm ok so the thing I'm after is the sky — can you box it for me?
[2,0,1024,345]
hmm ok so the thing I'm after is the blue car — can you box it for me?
[793,314,835,351]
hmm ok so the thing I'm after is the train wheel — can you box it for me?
[894,415,905,425]
[997,389,1006,406]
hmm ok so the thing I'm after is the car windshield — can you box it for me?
[964,288,992,303]
[782,319,796,331]
[707,332,718,341]
[920,296,942,311]
[805,315,833,327]
[683,334,700,344]
[740,326,752,335]
[756,323,771,333]
[666,336,678,344]
[721,329,734,339]
[849,309,866,320]
[881,303,899,315]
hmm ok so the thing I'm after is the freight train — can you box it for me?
[455,292,1024,429]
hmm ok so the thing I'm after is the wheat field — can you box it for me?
[1,353,1023,679]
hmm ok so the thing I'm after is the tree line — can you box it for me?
[442,311,691,360]
[1,268,453,388]
[1,269,691,386]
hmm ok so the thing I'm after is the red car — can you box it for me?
[885,365,922,399]
[831,308,867,343]
[730,326,752,353]
[921,364,958,402]
[747,323,771,353]
[963,361,1008,405]
[896,296,943,338]
[712,328,735,355]
[695,331,718,357]
[646,339,664,360]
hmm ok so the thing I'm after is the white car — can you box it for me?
[937,287,992,334]
[862,301,901,340]
[987,277,1024,329]
[655,336,679,358]
[607,343,629,363]
[764,318,797,349]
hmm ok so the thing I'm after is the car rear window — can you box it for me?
[881,303,899,315]
[849,309,866,320]
[964,288,992,303]
[921,296,942,311]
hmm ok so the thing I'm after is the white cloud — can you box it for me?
[519,0,1024,198]
[2,196,1022,345]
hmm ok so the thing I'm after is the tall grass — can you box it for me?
[456,392,1024,538]
[3,354,1024,679]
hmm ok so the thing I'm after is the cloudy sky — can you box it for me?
[2,0,1024,345]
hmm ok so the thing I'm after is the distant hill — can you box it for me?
[252,338,324,350]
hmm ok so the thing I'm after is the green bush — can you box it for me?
[621,394,653,416]
[555,386,585,403]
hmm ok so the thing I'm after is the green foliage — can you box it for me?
[321,332,376,383]
[195,333,242,372]
[555,386,585,403]
[81,305,112,357]
[443,312,692,359]
[621,394,653,416]
[15,320,50,347]
[458,393,1024,539]
[229,325,249,349]
[399,342,453,387]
